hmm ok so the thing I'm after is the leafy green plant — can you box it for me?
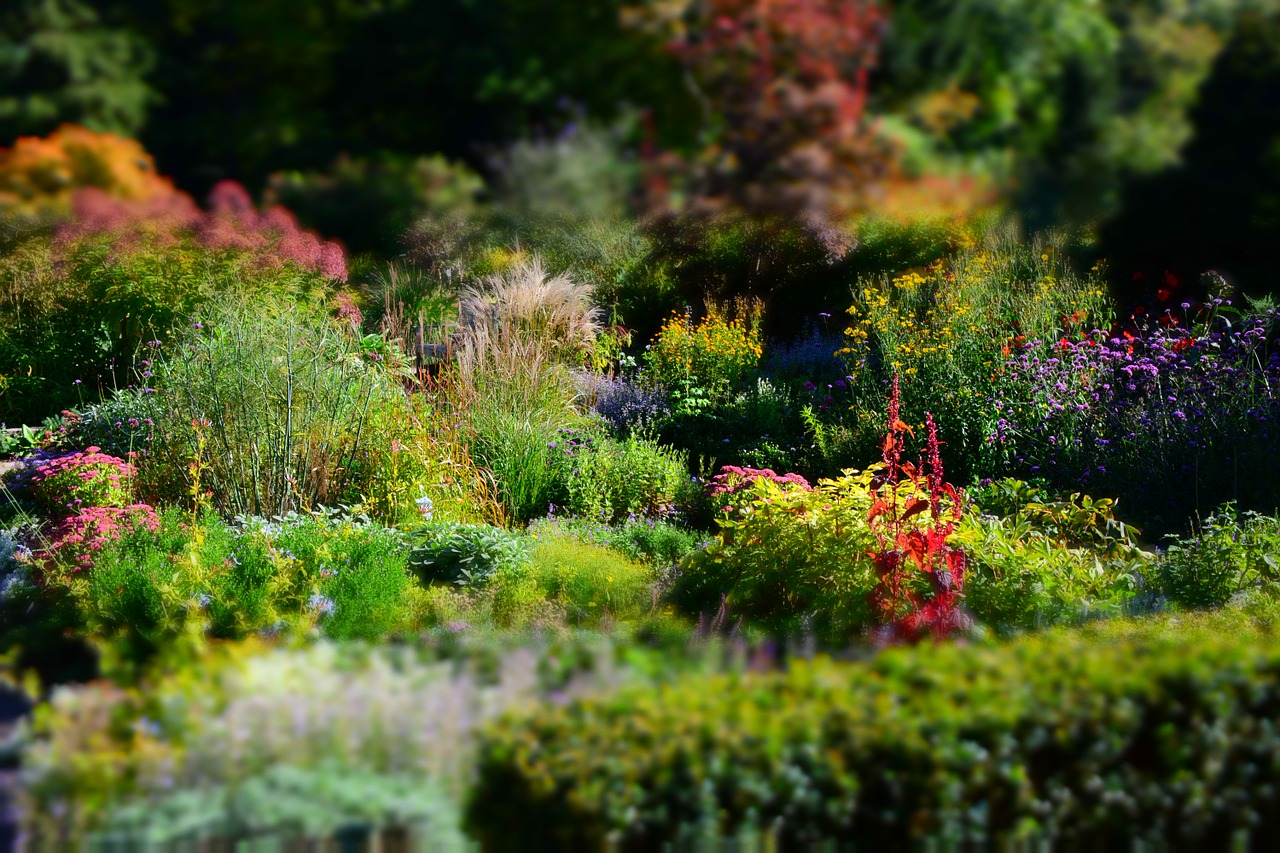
[56,508,415,672]
[1155,505,1280,610]
[671,467,878,641]
[469,605,1280,848]
[408,521,531,589]
[550,426,689,522]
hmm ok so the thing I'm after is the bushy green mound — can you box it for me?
[468,608,1280,847]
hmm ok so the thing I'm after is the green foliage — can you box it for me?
[1155,505,1280,610]
[267,152,482,256]
[670,468,878,641]
[67,386,160,459]
[528,516,702,572]
[0,229,330,424]
[878,0,1242,224]
[652,377,812,478]
[0,0,154,139]
[1103,5,1280,299]
[551,427,689,523]
[598,518,700,570]
[408,521,531,590]
[469,606,1280,847]
[145,300,407,517]
[95,764,465,848]
[73,508,415,671]
[958,480,1153,631]
[528,532,654,623]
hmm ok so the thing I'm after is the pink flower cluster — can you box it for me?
[707,465,812,498]
[22,446,137,516]
[56,180,347,281]
[46,504,160,571]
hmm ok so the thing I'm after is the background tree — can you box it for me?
[0,0,153,141]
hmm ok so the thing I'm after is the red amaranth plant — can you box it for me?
[866,374,968,642]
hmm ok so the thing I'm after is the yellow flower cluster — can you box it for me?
[647,300,763,390]
[840,262,962,379]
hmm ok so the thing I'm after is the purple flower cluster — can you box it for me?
[580,374,669,432]
[987,309,1280,521]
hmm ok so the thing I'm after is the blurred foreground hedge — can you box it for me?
[469,609,1280,848]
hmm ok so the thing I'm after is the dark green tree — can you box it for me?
[0,0,153,140]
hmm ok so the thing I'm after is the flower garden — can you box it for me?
[3,2,1280,846]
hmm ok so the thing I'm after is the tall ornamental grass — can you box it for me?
[448,257,599,522]
[148,300,407,517]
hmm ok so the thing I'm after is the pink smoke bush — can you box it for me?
[56,180,347,282]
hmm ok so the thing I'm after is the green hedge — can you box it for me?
[468,609,1280,848]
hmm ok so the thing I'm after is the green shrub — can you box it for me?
[1155,505,1280,610]
[468,607,1280,848]
[408,521,531,589]
[669,468,878,641]
[0,211,335,423]
[528,516,702,570]
[94,763,466,848]
[78,508,415,670]
[551,427,689,523]
[529,533,654,623]
[956,480,1153,631]
[598,518,701,569]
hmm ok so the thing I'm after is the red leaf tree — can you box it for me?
[647,0,889,256]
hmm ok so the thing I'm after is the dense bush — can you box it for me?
[549,426,689,523]
[0,183,345,423]
[958,480,1153,631]
[469,607,1280,848]
[670,467,879,640]
[19,641,555,839]
[1155,505,1280,610]
[0,125,176,222]
[42,509,416,670]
